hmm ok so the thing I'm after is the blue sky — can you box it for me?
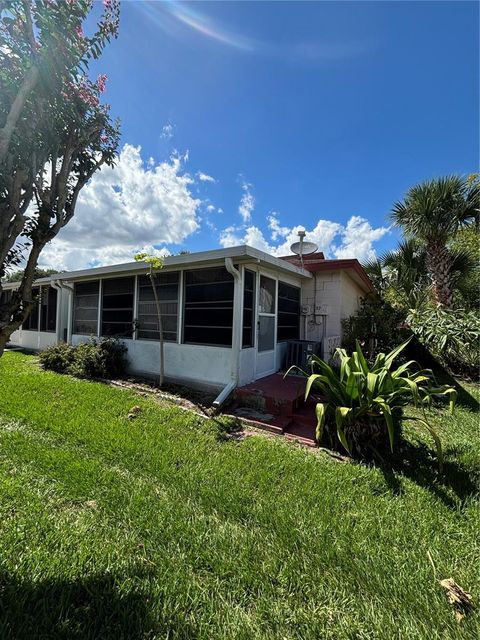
[42,1,479,270]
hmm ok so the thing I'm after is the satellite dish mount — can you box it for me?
[290,230,318,267]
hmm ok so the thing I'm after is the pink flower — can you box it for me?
[96,74,108,93]
[75,25,84,39]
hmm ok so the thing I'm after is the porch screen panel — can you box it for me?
[0,290,13,324]
[101,277,134,338]
[73,281,99,335]
[22,287,39,330]
[137,272,179,341]
[183,267,234,346]
[277,282,300,341]
[242,269,255,348]
[40,286,57,332]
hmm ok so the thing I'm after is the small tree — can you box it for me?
[391,176,479,308]
[134,253,165,387]
[0,0,120,355]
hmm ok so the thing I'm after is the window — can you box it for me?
[0,289,12,305]
[40,286,57,332]
[277,282,300,341]
[22,287,39,331]
[183,267,234,346]
[137,272,179,342]
[73,281,99,335]
[0,289,13,325]
[259,275,275,314]
[101,277,134,338]
[242,269,255,348]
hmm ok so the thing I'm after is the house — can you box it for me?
[3,244,373,404]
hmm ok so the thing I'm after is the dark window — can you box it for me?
[277,282,300,341]
[0,289,14,325]
[73,281,99,335]
[242,269,255,348]
[101,277,134,338]
[183,267,234,346]
[40,286,57,332]
[22,287,39,331]
[0,289,12,305]
[137,272,179,342]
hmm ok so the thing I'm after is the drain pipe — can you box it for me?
[50,280,63,343]
[213,258,241,410]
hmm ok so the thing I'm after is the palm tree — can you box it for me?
[363,240,430,309]
[391,176,479,308]
[363,238,476,311]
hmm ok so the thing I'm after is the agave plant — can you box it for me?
[286,339,456,466]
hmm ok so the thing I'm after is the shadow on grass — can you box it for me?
[404,338,479,412]
[0,571,156,639]
[431,367,479,413]
[378,440,478,509]
[211,416,245,442]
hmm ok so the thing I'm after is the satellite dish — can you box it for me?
[290,241,318,256]
[290,230,317,267]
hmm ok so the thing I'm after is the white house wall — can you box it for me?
[340,271,363,324]
[71,335,232,391]
[300,270,342,341]
[8,329,58,351]
[299,269,365,343]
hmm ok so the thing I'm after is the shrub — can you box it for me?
[341,296,406,361]
[287,339,456,466]
[40,338,128,379]
[38,342,76,374]
[407,307,480,376]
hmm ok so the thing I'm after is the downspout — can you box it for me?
[50,280,62,343]
[213,257,241,409]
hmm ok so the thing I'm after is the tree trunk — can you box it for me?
[0,328,12,358]
[426,239,454,308]
[149,272,164,387]
[0,65,40,164]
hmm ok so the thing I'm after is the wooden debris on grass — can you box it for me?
[127,405,142,420]
[427,550,474,622]
[440,578,474,622]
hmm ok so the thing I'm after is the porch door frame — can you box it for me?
[254,270,278,379]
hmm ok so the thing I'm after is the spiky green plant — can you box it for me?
[286,339,456,466]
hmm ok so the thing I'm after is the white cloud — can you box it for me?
[161,123,174,140]
[219,214,388,262]
[267,213,290,241]
[197,171,216,183]
[38,144,203,271]
[332,215,389,262]
[206,204,216,213]
[238,180,254,222]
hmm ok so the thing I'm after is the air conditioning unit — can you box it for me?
[284,340,322,371]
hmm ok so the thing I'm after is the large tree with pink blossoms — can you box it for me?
[0,0,120,355]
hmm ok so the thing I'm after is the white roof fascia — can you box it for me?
[20,245,312,284]
[1,246,311,290]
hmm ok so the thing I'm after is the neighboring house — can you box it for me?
[2,245,373,400]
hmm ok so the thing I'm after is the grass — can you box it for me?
[0,351,478,640]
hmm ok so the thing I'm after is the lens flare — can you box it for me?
[142,1,257,52]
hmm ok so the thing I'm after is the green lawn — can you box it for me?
[0,352,478,639]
